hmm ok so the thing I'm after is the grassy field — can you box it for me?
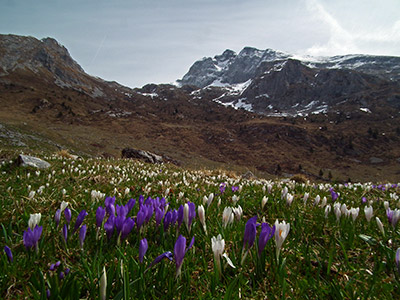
[1,151,400,299]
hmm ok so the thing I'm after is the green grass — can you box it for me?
[1,153,400,299]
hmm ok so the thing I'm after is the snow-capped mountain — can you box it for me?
[179,47,400,116]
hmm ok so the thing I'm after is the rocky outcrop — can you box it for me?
[18,154,51,169]
[121,148,163,164]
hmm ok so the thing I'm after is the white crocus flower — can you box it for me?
[321,197,327,207]
[384,201,389,210]
[222,207,234,228]
[233,205,243,221]
[313,195,320,206]
[274,219,290,260]
[334,205,341,222]
[286,193,294,206]
[183,203,189,231]
[211,234,225,272]
[324,205,331,218]
[349,207,360,221]
[303,192,309,204]
[198,205,207,234]
[28,213,41,230]
[207,193,214,207]
[281,187,288,200]
[364,206,373,222]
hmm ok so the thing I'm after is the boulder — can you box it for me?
[241,170,256,180]
[122,148,163,164]
[18,154,51,169]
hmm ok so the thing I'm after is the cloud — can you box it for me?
[305,0,360,56]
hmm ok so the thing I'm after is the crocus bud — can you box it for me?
[198,205,207,234]
[60,201,69,213]
[64,208,72,224]
[376,217,385,235]
[55,209,61,227]
[28,213,41,230]
[364,206,373,222]
[139,238,148,263]
[4,246,12,263]
[79,225,87,250]
[261,196,268,209]
[100,267,107,300]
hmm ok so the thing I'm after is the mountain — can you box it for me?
[0,34,134,99]
[1,34,400,182]
[178,47,400,116]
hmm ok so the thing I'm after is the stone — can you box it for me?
[18,154,51,169]
[121,148,163,164]
[369,157,384,164]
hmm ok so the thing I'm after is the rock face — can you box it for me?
[18,154,51,169]
[121,148,163,164]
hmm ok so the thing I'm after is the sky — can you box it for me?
[1,0,399,88]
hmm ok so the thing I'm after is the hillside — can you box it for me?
[1,34,400,182]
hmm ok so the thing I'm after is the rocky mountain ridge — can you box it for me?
[179,47,400,116]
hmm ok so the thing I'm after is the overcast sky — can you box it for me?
[1,0,399,88]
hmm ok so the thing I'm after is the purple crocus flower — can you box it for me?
[155,207,164,227]
[63,224,68,243]
[105,196,116,208]
[79,225,87,249]
[126,198,136,214]
[330,189,338,202]
[96,207,106,228]
[144,205,154,223]
[232,186,239,192]
[362,197,367,204]
[120,218,135,240]
[55,209,61,227]
[174,235,195,279]
[65,268,70,275]
[73,210,88,233]
[46,289,50,299]
[104,215,115,239]
[258,223,275,256]
[220,183,226,194]
[177,205,184,228]
[116,205,128,218]
[243,216,257,250]
[139,238,148,263]
[64,208,71,224]
[136,209,146,230]
[386,208,400,229]
[147,251,173,270]
[163,211,173,231]
[188,202,196,227]
[23,225,43,251]
[4,246,12,263]
[59,271,64,280]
